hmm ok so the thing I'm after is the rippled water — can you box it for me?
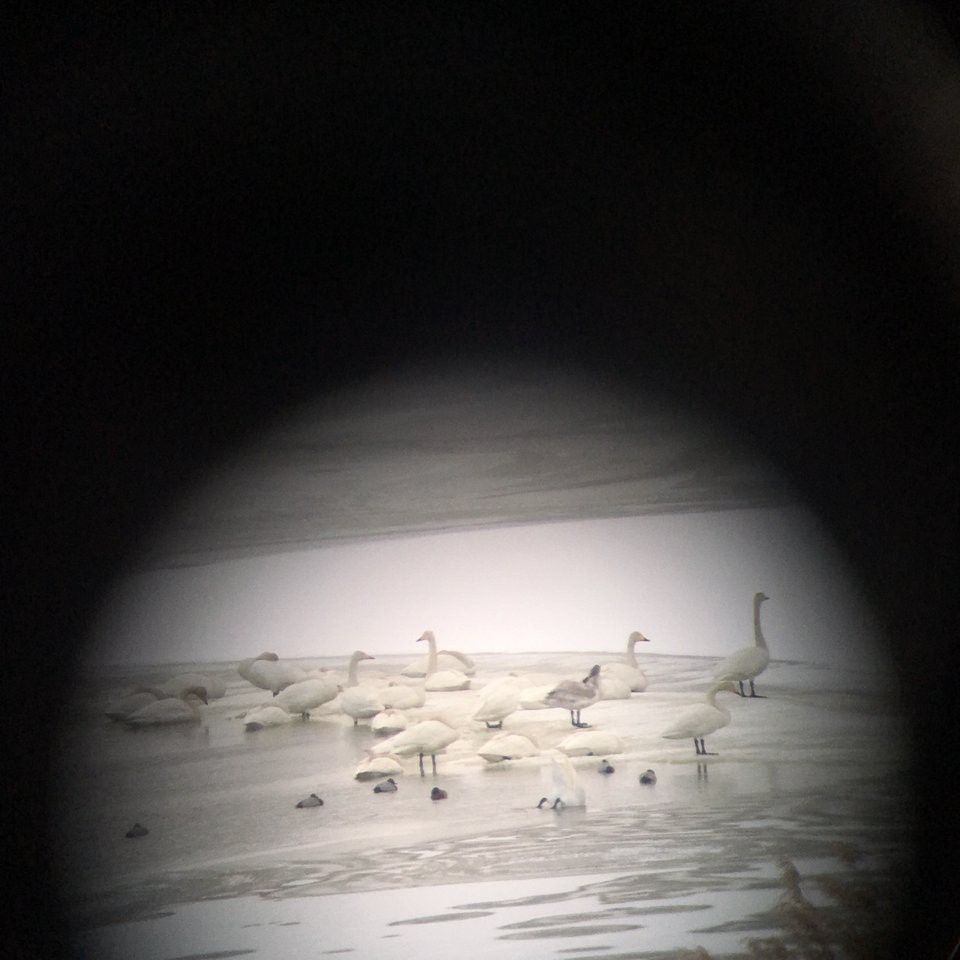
[53,652,912,957]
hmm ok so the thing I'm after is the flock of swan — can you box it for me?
[108,592,773,816]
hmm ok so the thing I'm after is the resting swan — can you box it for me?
[556,730,624,757]
[354,752,404,781]
[472,676,521,728]
[417,631,471,691]
[243,704,293,731]
[713,592,771,697]
[105,686,166,721]
[477,732,540,763]
[600,631,651,692]
[661,680,740,755]
[123,685,208,726]
[544,665,601,727]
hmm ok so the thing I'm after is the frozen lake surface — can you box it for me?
[53,651,913,958]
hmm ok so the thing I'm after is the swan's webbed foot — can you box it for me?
[485,720,502,729]
[573,721,591,728]
[747,681,765,698]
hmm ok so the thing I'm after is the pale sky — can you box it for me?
[86,504,888,671]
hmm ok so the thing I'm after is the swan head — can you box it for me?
[582,664,601,683]
[351,650,375,663]
[537,797,550,808]
[755,592,770,604]
[416,630,436,644]
[628,631,651,644]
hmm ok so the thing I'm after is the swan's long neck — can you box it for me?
[347,654,363,687]
[626,638,639,668]
[424,635,438,676]
[706,683,732,720]
[754,598,768,650]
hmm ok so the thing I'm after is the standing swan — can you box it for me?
[714,592,771,697]
[661,680,740,755]
[371,719,460,776]
[544,665,602,728]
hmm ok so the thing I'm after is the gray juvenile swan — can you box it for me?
[544,665,602,728]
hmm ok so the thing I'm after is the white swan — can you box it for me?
[661,680,740,755]
[370,709,408,736]
[600,631,651,692]
[472,676,521,728]
[105,686,166,721]
[275,675,341,719]
[123,685,208,726]
[377,681,426,710]
[401,644,476,678]
[353,753,404,781]
[338,651,383,724]
[518,683,555,710]
[237,650,278,683]
[160,672,227,700]
[370,718,460,776]
[544,665,602,727]
[477,732,540,763]
[556,730,624,757]
[596,673,632,701]
[244,658,309,696]
[417,631,471,691]
[541,750,585,809]
[713,592,771,697]
[243,704,293,731]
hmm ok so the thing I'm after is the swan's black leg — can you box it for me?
[431,754,438,776]
[700,738,717,755]
[737,680,746,697]
[694,738,702,755]
[748,680,766,698]
[418,753,425,777]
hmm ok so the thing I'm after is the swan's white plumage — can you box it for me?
[472,677,521,727]
[477,732,539,762]
[713,593,771,694]
[124,686,207,726]
[370,719,460,774]
[662,680,740,751]
[275,676,341,717]
[243,704,293,730]
[600,631,650,692]
[377,682,425,710]
[371,709,408,735]
[546,750,586,808]
[353,753,404,781]
[341,686,385,724]
[160,672,227,700]
[245,658,308,695]
[556,730,625,757]
[596,673,632,700]
[417,630,471,691]
[105,687,165,721]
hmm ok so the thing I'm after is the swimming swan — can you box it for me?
[661,680,740,755]
[417,631,471,691]
[600,631,651,692]
[713,592,771,697]
[123,686,208,726]
[544,665,601,727]
[371,718,460,776]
